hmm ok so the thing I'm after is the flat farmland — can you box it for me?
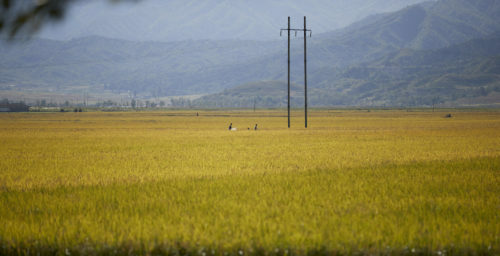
[0,110,498,255]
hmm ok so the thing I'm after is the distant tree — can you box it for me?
[103,100,114,107]
[131,99,136,108]
[159,101,166,107]
[479,87,488,96]
[432,96,441,109]
[170,98,192,108]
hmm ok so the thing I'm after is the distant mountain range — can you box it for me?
[1,0,499,107]
[311,33,500,106]
[190,34,500,107]
[39,0,429,42]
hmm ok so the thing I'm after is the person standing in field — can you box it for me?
[229,123,232,130]
[254,124,258,130]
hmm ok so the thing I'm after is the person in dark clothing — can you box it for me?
[254,124,258,130]
[229,123,232,130]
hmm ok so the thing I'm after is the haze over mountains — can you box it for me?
[1,0,499,107]
[40,0,429,42]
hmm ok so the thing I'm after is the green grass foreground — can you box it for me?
[0,110,498,255]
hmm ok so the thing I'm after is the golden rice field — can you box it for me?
[0,110,499,255]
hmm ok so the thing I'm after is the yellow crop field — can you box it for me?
[0,110,499,255]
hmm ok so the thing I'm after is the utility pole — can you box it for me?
[287,17,291,128]
[280,16,312,128]
[304,16,308,128]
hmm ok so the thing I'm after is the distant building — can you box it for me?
[0,103,30,112]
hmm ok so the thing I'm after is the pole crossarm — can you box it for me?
[280,29,312,37]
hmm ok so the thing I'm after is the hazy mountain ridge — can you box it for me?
[191,34,500,108]
[309,0,500,69]
[39,0,429,42]
[0,36,282,95]
[1,0,499,106]
[311,34,500,106]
